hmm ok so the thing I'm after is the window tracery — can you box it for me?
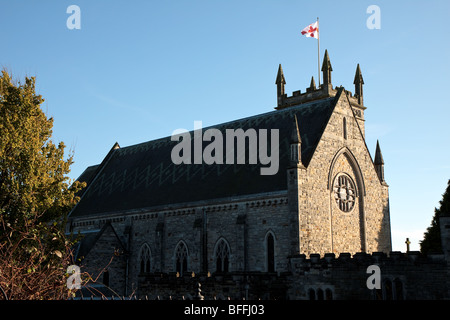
[333,174,356,212]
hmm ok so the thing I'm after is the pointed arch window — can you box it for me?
[317,289,324,300]
[175,241,188,275]
[373,278,404,300]
[266,232,275,272]
[215,238,230,273]
[394,278,404,300]
[325,288,333,300]
[309,287,333,300]
[308,288,316,300]
[139,244,151,273]
[384,279,393,300]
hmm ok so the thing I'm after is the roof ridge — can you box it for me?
[70,97,337,218]
[118,97,337,151]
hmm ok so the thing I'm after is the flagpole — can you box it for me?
[317,17,321,87]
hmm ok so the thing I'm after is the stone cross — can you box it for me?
[405,238,411,253]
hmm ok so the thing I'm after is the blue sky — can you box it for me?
[1,0,449,251]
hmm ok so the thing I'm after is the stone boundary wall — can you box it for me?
[135,251,450,300]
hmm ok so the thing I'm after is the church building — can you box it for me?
[67,50,393,298]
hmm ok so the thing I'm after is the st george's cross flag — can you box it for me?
[301,21,319,39]
[301,19,321,85]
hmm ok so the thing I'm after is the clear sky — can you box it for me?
[1,0,449,252]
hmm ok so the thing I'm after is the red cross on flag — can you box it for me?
[301,21,319,39]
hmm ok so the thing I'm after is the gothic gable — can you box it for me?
[300,88,391,255]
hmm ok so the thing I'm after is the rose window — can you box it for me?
[333,174,356,212]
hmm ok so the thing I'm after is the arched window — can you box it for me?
[374,278,403,300]
[175,241,188,275]
[317,289,324,300]
[394,278,404,300]
[308,288,315,300]
[215,238,230,273]
[266,232,275,272]
[139,244,151,273]
[325,288,333,300]
[384,279,393,300]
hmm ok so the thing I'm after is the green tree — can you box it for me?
[0,70,85,299]
[420,179,450,255]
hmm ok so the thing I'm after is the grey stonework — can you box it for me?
[67,51,449,299]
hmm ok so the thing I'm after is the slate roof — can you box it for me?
[75,164,100,197]
[69,96,337,218]
[77,165,100,184]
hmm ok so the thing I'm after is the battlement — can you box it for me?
[276,83,365,113]
[275,50,366,123]
[275,83,333,109]
[135,250,450,300]
[288,251,446,272]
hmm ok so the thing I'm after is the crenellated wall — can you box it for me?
[287,250,449,300]
[135,249,450,300]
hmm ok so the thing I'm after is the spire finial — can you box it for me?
[374,140,384,165]
[289,114,304,168]
[310,76,316,90]
[290,114,301,144]
[306,76,316,93]
[354,64,364,85]
[353,64,364,105]
[275,64,286,86]
[321,49,332,85]
[374,140,386,184]
[276,64,286,107]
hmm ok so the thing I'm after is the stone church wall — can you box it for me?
[72,192,293,295]
[298,93,391,257]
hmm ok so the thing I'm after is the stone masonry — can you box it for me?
[65,51,446,300]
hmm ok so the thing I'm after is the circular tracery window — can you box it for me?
[333,174,356,212]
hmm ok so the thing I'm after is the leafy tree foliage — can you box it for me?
[0,70,85,299]
[420,179,450,255]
